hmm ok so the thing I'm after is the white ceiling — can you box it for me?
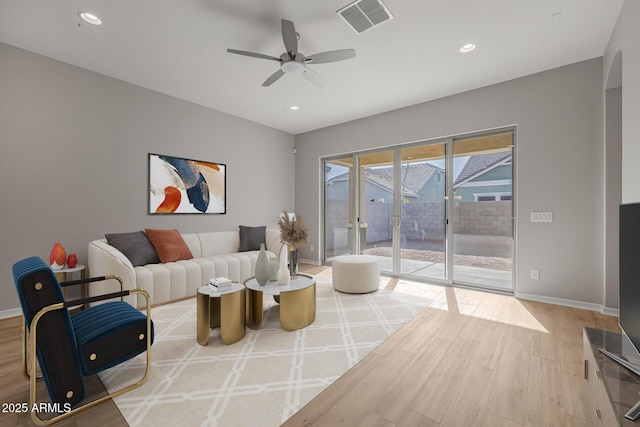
[0,0,623,135]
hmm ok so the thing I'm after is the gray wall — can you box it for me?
[605,87,622,310]
[0,43,295,313]
[296,58,605,307]
[605,0,640,204]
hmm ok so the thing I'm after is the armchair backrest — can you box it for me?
[13,256,85,406]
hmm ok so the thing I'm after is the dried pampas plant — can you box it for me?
[278,210,310,247]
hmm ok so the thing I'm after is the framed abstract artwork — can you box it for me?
[148,153,226,214]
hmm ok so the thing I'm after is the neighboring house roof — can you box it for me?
[376,163,441,194]
[327,162,443,197]
[365,170,417,197]
[454,152,512,186]
[327,173,350,184]
[326,171,348,183]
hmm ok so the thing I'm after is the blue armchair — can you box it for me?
[13,256,153,425]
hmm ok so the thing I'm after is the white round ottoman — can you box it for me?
[332,255,380,294]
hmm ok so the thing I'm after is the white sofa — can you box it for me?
[88,229,285,308]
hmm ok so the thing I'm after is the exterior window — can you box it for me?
[474,193,511,201]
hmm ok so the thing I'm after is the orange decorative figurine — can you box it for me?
[49,242,66,270]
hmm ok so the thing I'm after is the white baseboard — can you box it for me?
[601,307,620,317]
[300,258,321,266]
[0,307,22,320]
[515,292,618,316]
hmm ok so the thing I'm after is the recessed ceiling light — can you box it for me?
[289,105,300,111]
[78,11,102,26]
[460,43,476,53]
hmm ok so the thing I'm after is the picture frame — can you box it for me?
[148,153,226,214]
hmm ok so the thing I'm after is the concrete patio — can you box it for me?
[362,234,513,291]
[370,255,513,291]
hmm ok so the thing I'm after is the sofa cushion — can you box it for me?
[71,301,154,375]
[105,231,161,267]
[239,225,266,251]
[199,231,240,257]
[145,229,194,263]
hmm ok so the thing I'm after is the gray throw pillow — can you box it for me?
[105,231,161,267]
[239,226,266,252]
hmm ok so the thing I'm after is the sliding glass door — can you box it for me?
[357,150,395,272]
[452,133,513,290]
[324,157,354,259]
[322,129,514,292]
[398,143,447,280]
[323,150,396,274]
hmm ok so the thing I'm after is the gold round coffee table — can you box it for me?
[244,274,315,331]
[196,283,246,345]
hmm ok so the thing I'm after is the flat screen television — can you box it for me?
[619,202,640,366]
[599,202,640,420]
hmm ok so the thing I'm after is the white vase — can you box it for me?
[277,259,290,285]
[255,243,270,286]
[268,258,279,281]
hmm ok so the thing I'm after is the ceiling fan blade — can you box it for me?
[227,49,281,62]
[305,49,356,64]
[262,69,286,87]
[302,68,329,89]
[281,19,298,58]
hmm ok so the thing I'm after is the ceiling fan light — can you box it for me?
[78,11,102,26]
[281,61,305,75]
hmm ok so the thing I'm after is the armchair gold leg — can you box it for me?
[22,318,42,380]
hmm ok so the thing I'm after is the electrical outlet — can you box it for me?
[310,245,314,252]
[531,269,539,280]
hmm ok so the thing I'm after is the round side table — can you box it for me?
[54,265,87,307]
[196,283,246,345]
[244,274,316,331]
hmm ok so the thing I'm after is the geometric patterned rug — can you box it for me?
[99,278,432,426]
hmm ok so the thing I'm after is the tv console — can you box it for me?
[584,328,640,426]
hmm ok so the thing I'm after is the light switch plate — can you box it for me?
[531,212,553,222]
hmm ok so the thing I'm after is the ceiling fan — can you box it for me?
[227,19,356,88]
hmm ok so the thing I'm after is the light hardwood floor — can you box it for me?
[285,265,620,427]
[1,264,619,427]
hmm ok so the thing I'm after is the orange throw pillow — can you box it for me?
[145,229,194,263]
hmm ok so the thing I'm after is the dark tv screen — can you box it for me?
[620,202,640,358]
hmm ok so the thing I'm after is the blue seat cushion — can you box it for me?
[71,301,154,376]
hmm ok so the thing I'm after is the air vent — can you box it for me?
[337,0,393,34]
